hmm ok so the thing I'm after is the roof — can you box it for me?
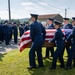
[38,14,60,19]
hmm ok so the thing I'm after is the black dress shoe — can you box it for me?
[65,67,71,70]
[27,66,36,69]
[49,67,56,70]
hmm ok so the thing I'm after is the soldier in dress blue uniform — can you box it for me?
[8,23,13,42]
[45,18,54,59]
[24,22,29,32]
[62,18,73,57]
[50,20,65,69]
[65,17,75,70]
[0,23,3,43]
[3,21,10,45]
[62,18,73,29]
[13,22,18,44]
[19,24,24,37]
[27,14,46,69]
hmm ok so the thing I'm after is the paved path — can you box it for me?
[0,39,19,54]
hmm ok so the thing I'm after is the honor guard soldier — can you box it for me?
[62,18,73,29]
[13,22,18,44]
[0,23,3,43]
[24,22,29,32]
[62,18,73,57]
[45,18,54,59]
[27,14,46,69]
[19,24,24,37]
[8,23,13,42]
[50,20,65,69]
[3,21,10,45]
[65,17,75,70]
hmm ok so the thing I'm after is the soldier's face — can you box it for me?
[30,17,35,22]
[47,20,53,25]
[63,20,69,24]
[72,21,75,25]
[54,25,59,29]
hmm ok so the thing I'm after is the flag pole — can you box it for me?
[8,0,11,22]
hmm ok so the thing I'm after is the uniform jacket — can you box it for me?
[24,26,29,32]
[51,28,64,46]
[62,24,73,29]
[47,24,54,29]
[67,27,75,45]
[30,21,46,45]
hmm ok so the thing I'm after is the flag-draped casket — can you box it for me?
[19,29,72,52]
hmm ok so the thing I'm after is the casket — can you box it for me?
[19,29,72,52]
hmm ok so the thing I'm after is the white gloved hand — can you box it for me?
[65,40,67,42]
[48,40,51,43]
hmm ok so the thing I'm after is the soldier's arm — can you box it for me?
[30,25,34,42]
[67,29,75,41]
[42,26,46,41]
[51,32,59,42]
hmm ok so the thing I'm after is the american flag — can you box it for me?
[19,29,72,52]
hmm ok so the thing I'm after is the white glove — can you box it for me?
[65,40,67,42]
[48,40,51,43]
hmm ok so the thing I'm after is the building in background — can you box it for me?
[38,14,63,24]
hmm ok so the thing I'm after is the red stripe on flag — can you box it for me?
[20,43,30,52]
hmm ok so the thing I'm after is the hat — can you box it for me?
[25,22,28,24]
[72,17,75,21]
[48,18,54,21]
[54,20,61,25]
[21,24,23,26]
[9,22,12,24]
[63,18,69,20]
[30,14,39,18]
[13,22,16,24]
[4,20,8,23]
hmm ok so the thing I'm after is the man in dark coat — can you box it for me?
[13,22,18,44]
[62,18,73,29]
[62,18,73,56]
[8,23,13,42]
[0,23,3,43]
[65,17,75,70]
[3,21,10,45]
[24,22,29,32]
[27,14,46,69]
[19,24,24,37]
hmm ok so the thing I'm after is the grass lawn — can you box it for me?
[0,48,75,75]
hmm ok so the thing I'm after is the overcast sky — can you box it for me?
[0,0,75,19]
